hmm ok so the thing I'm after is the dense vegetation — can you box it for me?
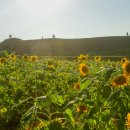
[0,53,130,130]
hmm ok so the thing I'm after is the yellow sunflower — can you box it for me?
[23,54,29,60]
[123,62,130,76]
[0,57,7,63]
[73,83,80,90]
[78,54,88,62]
[95,55,101,62]
[125,113,130,129]
[9,54,16,60]
[77,104,87,113]
[79,63,89,77]
[121,57,128,64]
[111,74,128,87]
[30,56,38,62]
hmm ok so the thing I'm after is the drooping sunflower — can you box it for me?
[111,74,128,87]
[0,57,7,63]
[123,62,130,76]
[30,56,38,62]
[78,54,88,62]
[95,55,101,62]
[125,113,130,129]
[9,54,16,60]
[79,63,89,77]
[77,104,87,113]
[73,83,80,90]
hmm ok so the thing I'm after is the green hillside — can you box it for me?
[0,36,130,56]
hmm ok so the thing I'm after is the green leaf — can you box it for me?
[51,95,64,106]
[104,68,115,81]
[102,85,111,99]
[65,109,74,122]
[49,121,63,130]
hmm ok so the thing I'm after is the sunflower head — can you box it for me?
[77,104,87,113]
[23,54,29,60]
[78,54,88,62]
[0,57,7,63]
[25,120,45,130]
[95,55,101,62]
[111,74,128,87]
[121,58,128,64]
[30,56,38,62]
[9,54,16,60]
[79,63,89,77]
[125,113,130,129]
[73,83,80,90]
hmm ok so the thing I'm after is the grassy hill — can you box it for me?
[0,36,130,56]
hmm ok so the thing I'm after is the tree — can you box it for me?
[9,35,12,38]
[52,34,55,38]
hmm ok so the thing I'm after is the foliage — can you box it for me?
[0,55,130,130]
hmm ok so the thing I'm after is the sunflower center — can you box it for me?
[82,66,88,73]
[114,76,127,85]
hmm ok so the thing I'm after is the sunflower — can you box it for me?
[73,83,80,90]
[111,74,128,87]
[77,104,87,113]
[123,62,130,76]
[0,57,7,63]
[30,56,38,62]
[9,54,16,60]
[78,54,88,62]
[25,121,45,130]
[95,55,101,62]
[121,58,128,64]
[23,54,29,60]
[79,63,89,77]
[125,113,130,129]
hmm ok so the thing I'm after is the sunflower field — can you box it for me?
[0,53,130,130]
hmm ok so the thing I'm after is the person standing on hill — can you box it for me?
[127,32,128,36]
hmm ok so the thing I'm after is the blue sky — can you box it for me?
[0,0,130,41]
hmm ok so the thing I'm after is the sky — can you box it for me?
[0,0,130,41]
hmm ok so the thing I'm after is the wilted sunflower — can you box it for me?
[79,63,89,77]
[123,62,130,76]
[95,55,101,62]
[77,104,87,113]
[0,57,7,63]
[73,83,80,90]
[78,54,88,62]
[125,113,130,129]
[9,54,16,60]
[30,56,38,62]
[111,75,128,87]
